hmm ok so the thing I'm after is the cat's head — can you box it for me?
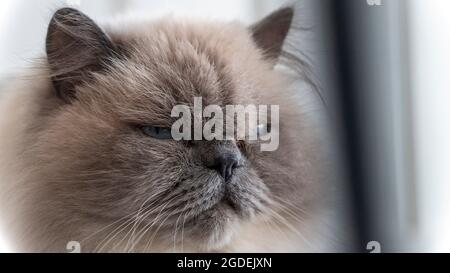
[34,7,303,251]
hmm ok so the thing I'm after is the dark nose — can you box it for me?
[207,154,239,182]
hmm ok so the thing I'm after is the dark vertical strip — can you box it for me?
[328,0,371,252]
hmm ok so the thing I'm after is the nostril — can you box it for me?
[225,164,233,181]
[207,154,239,181]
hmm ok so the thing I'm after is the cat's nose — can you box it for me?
[207,154,239,182]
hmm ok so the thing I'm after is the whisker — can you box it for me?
[144,211,173,252]
[172,203,189,252]
[130,195,178,251]
[95,189,172,252]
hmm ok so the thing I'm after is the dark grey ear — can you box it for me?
[250,7,294,61]
[46,8,115,101]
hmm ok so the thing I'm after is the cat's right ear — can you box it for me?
[46,8,116,102]
[250,7,294,63]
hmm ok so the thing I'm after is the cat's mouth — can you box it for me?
[179,184,266,250]
[134,169,269,251]
[185,192,242,226]
[221,196,240,213]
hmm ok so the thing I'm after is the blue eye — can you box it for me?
[140,125,172,139]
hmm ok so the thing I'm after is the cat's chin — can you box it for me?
[185,201,241,251]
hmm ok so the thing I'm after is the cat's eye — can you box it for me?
[257,123,272,136]
[140,125,173,139]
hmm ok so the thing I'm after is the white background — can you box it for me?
[409,0,450,252]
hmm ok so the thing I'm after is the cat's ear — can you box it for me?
[249,7,294,62]
[46,8,115,101]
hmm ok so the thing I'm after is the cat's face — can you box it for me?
[35,7,299,251]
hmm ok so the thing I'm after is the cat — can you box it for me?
[0,5,340,252]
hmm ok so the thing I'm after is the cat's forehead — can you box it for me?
[105,20,262,106]
[80,20,272,126]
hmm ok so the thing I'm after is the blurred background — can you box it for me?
[0,0,449,252]
[327,0,450,252]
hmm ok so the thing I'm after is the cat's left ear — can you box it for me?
[249,7,294,62]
